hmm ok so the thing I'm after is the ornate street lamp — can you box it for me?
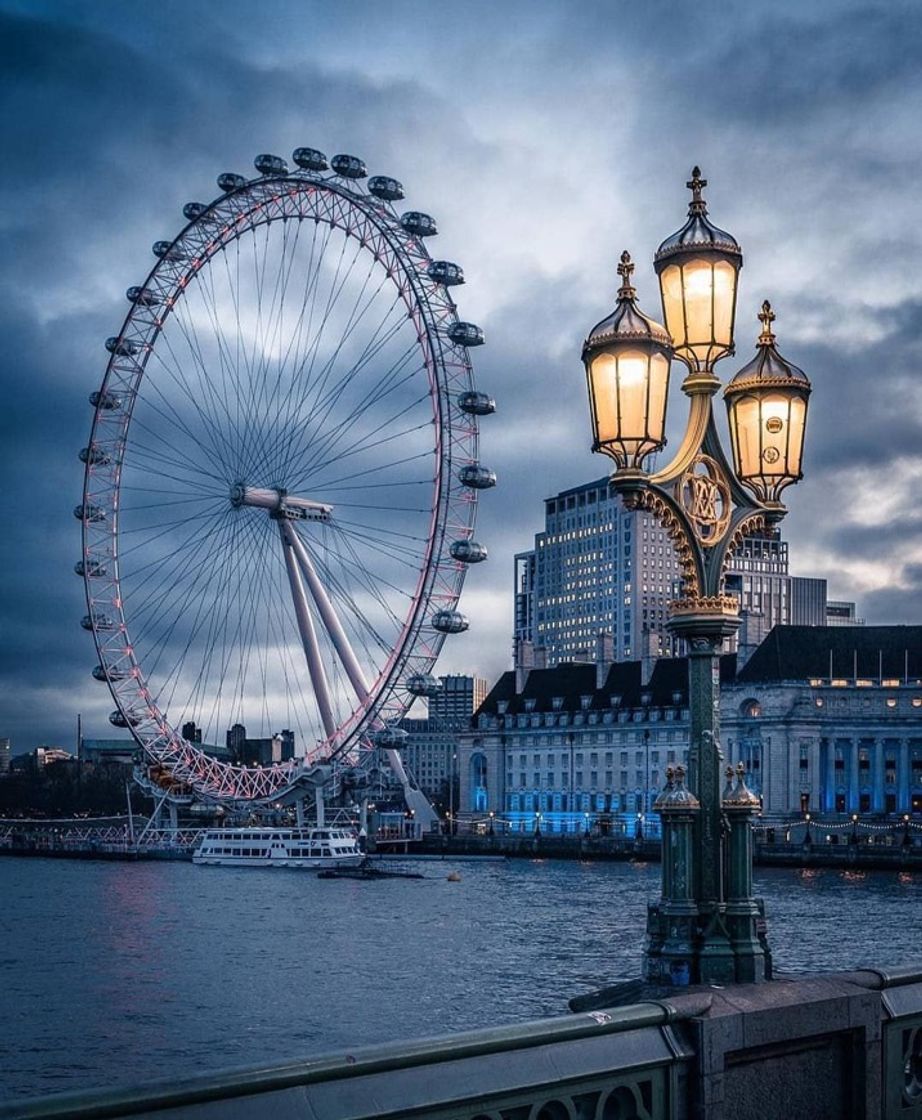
[581,167,811,986]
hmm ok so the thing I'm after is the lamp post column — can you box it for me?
[669,610,739,984]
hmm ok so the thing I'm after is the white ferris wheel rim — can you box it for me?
[79,162,483,804]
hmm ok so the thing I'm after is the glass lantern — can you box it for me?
[654,168,742,373]
[724,301,811,503]
[583,252,673,472]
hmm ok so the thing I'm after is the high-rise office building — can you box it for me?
[514,476,682,666]
[0,738,10,774]
[430,674,488,730]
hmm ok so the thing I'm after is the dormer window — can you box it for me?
[524,698,537,713]
[640,692,652,707]
[610,694,621,708]
[497,700,508,715]
[672,691,683,705]
[552,696,564,711]
[580,695,592,711]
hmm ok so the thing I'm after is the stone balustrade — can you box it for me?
[2,966,921,1120]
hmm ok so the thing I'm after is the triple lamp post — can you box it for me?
[581,168,812,985]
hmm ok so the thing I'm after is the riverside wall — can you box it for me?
[2,966,921,1119]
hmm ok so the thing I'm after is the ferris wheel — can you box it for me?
[76,148,495,805]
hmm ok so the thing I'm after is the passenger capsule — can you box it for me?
[427,260,464,286]
[126,286,161,307]
[82,613,116,631]
[93,664,130,682]
[109,709,141,729]
[183,202,208,221]
[375,725,408,748]
[90,390,121,411]
[450,540,488,564]
[254,153,289,176]
[293,147,329,171]
[406,673,443,698]
[75,559,108,578]
[448,322,484,347]
[152,241,186,261]
[431,609,469,634]
[217,172,247,192]
[105,336,140,356]
[79,446,111,466]
[457,391,496,416]
[74,504,105,522]
[331,154,367,179]
[459,464,497,489]
[368,176,405,202]
[400,211,438,237]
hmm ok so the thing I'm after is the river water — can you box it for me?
[1,856,919,1101]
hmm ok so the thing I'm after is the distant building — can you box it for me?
[226,723,246,757]
[430,675,488,730]
[223,724,295,766]
[827,600,864,627]
[80,739,138,765]
[790,577,828,626]
[0,738,10,774]
[11,747,73,772]
[459,625,922,829]
[399,717,452,800]
[399,675,488,801]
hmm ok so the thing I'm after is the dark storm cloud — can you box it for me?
[2,0,922,747]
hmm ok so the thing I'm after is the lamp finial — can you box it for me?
[758,299,776,346]
[617,250,636,301]
[687,166,708,214]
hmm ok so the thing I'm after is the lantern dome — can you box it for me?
[582,251,673,472]
[654,168,742,372]
[655,168,741,263]
[724,301,811,504]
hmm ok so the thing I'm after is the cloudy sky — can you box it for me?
[2,0,922,751]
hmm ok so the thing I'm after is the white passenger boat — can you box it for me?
[192,827,364,868]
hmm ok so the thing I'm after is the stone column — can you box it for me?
[723,762,768,984]
[899,738,911,812]
[873,739,885,813]
[824,739,837,812]
[848,738,860,813]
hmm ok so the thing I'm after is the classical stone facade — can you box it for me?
[460,626,922,829]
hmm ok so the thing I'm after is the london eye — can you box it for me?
[76,148,495,809]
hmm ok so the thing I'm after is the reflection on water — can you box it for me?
[0,858,918,1099]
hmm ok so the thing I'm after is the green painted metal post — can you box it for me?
[723,763,769,983]
[647,765,700,984]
